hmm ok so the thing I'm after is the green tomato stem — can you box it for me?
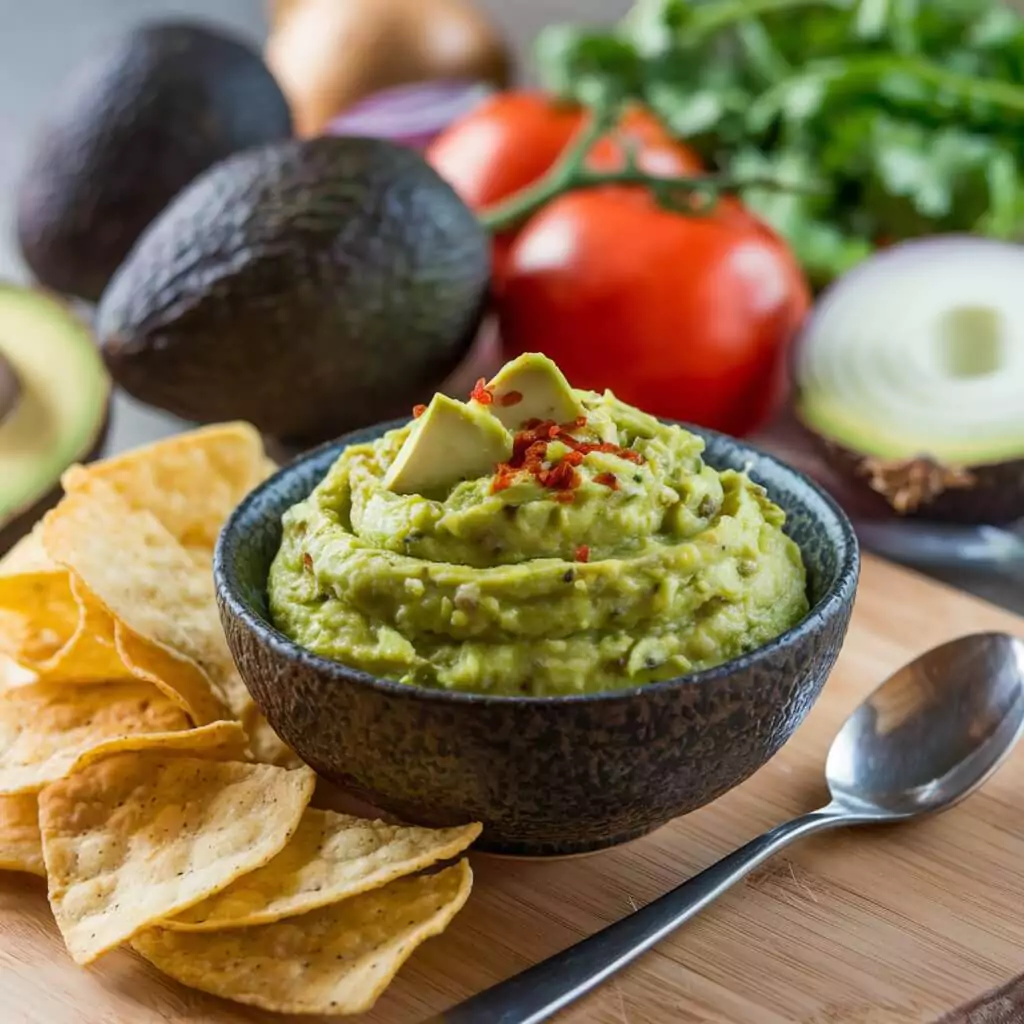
[479,103,814,234]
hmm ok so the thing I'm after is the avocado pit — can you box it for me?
[0,350,21,428]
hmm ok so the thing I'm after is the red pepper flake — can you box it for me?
[554,491,576,504]
[489,414,642,496]
[412,404,427,419]
[537,461,578,492]
[575,545,590,563]
[470,378,494,405]
[498,390,523,407]
[302,552,313,572]
[594,472,619,490]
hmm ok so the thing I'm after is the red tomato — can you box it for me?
[426,92,703,283]
[497,189,811,437]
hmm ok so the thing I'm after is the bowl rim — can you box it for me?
[215,419,860,707]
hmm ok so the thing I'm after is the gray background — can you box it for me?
[1,0,1020,611]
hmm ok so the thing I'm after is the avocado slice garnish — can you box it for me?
[477,353,585,430]
[383,393,513,496]
[0,284,110,543]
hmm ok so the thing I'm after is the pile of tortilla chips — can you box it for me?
[0,424,479,1015]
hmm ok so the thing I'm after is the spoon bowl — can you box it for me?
[826,632,1024,818]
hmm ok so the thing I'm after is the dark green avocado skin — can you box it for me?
[16,22,292,302]
[97,137,490,443]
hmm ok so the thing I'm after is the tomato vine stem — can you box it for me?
[479,103,817,234]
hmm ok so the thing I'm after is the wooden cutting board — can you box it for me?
[2,554,1024,1024]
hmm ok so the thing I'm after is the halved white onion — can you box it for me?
[795,236,1024,465]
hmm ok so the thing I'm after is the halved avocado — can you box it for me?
[0,284,111,551]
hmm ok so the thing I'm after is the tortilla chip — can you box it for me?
[43,479,247,717]
[0,525,56,575]
[30,574,136,685]
[39,755,315,963]
[115,623,228,726]
[62,423,266,562]
[168,809,480,930]
[133,860,473,1015]
[67,720,251,773]
[0,793,45,877]
[242,706,302,768]
[0,571,79,666]
[0,655,37,690]
[0,680,190,795]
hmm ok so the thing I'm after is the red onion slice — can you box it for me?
[325,79,494,150]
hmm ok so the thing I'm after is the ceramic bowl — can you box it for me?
[215,422,859,856]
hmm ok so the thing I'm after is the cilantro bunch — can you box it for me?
[536,0,1024,286]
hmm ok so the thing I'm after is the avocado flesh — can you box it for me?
[478,352,585,430]
[0,284,110,534]
[384,394,512,495]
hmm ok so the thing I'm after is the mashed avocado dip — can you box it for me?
[269,355,809,696]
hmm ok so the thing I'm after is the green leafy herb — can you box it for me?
[536,0,1024,287]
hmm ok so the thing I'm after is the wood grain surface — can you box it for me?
[2,553,1024,1023]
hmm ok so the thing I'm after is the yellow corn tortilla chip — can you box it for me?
[0,525,56,575]
[66,720,251,774]
[62,422,266,563]
[0,680,190,795]
[0,655,37,690]
[0,793,45,877]
[32,574,136,685]
[0,571,79,666]
[242,706,302,768]
[133,860,473,1015]
[0,573,134,689]
[115,623,228,726]
[39,754,315,964]
[43,478,249,719]
[168,809,481,930]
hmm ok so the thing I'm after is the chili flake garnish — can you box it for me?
[489,415,644,496]
[302,552,314,572]
[412,404,427,419]
[575,545,590,563]
[470,378,494,405]
[498,390,523,407]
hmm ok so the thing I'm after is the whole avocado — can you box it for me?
[97,136,490,442]
[17,22,292,302]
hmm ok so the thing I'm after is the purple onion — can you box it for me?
[324,79,494,150]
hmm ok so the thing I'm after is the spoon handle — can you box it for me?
[431,806,849,1024]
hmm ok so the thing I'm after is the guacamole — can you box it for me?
[269,358,809,696]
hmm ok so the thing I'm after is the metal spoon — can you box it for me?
[432,632,1024,1024]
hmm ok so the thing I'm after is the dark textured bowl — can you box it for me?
[215,422,859,856]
